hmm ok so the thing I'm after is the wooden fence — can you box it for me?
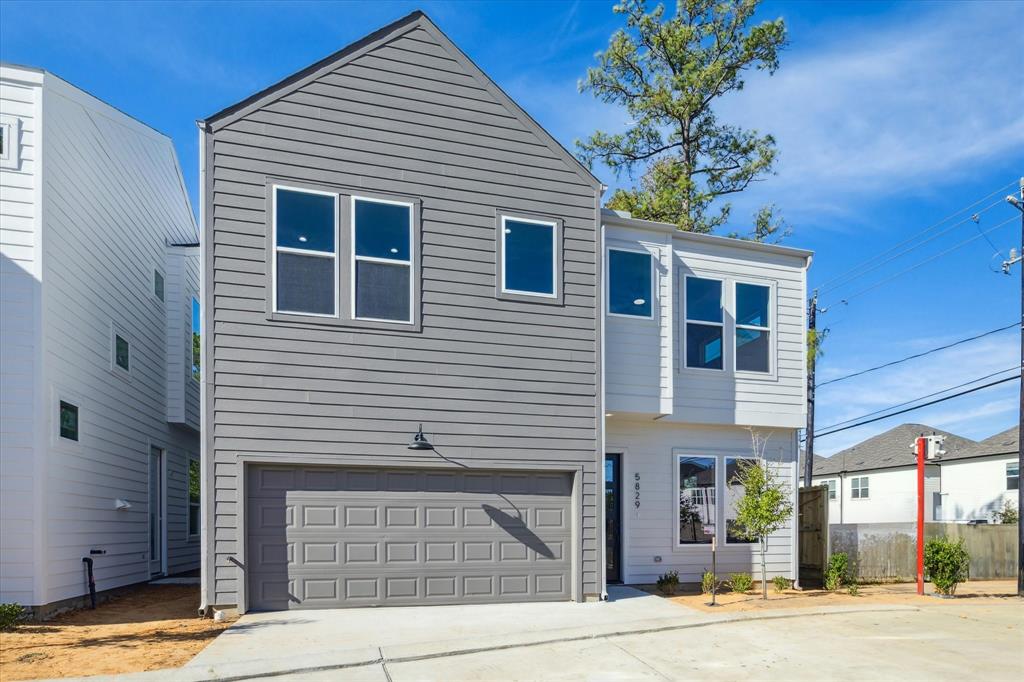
[829,522,1018,581]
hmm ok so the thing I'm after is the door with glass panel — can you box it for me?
[149,446,165,576]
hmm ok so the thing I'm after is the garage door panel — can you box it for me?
[247,465,573,610]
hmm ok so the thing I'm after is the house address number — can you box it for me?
[634,472,641,517]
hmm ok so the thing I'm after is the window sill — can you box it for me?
[495,289,564,306]
[267,311,422,333]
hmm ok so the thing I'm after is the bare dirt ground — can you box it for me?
[639,578,1019,613]
[0,584,234,681]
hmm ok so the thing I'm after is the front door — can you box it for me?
[605,454,622,583]
[149,446,164,576]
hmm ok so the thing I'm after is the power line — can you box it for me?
[813,373,1019,439]
[817,366,1017,432]
[822,215,1019,307]
[816,180,1019,292]
[820,198,1007,295]
[817,323,1020,388]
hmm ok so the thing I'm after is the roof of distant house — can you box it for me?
[968,426,1018,458]
[812,423,977,475]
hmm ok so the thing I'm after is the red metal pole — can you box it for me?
[917,436,926,596]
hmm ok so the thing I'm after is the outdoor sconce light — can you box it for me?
[408,424,434,451]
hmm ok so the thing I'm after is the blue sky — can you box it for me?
[3,0,1021,455]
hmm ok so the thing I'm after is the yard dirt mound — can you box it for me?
[0,584,233,680]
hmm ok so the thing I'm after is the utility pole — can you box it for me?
[1003,177,1024,598]
[804,291,819,488]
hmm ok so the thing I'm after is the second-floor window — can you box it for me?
[500,215,557,298]
[735,282,771,373]
[114,333,131,373]
[824,479,837,500]
[59,400,79,441]
[273,186,337,317]
[1008,463,1019,491]
[851,476,869,499]
[608,248,652,317]
[352,197,413,323]
[684,276,724,370]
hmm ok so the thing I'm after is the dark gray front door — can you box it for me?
[246,465,573,610]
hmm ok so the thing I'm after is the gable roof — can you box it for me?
[813,423,977,475]
[961,426,1018,459]
[200,10,602,190]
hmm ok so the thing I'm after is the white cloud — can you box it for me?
[717,1,1024,224]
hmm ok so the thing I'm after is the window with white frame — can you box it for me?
[678,456,716,544]
[0,115,20,170]
[1008,462,1019,491]
[851,476,869,499]
[59,400,79,441]
[500,215,557,298]
[684,276,724,370]
[725,457,758,543]
[113,332,131,373]
[735,282,771,373]
[352,197,413,322]
[153,270,165,302]
[273,186,337,316]
[188,457,200,538]
[824,479,837,500]
[608,248,652,317]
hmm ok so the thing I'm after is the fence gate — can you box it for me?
[799,486,829,588]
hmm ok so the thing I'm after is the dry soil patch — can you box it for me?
[0,584,233,680]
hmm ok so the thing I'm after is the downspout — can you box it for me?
[196,121,209,617]
[597,186,608,601]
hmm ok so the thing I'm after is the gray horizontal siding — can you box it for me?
[207,21,600,606]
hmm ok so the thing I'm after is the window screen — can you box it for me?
[353,198,412,322]
[274,187,336,315]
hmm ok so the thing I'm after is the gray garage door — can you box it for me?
[246,465,573,610]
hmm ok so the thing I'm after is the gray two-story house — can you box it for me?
[199,11,604,613]
[199,11,812,614]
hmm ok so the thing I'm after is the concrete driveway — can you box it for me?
[188,586,693,669]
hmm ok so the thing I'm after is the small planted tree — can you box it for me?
[730,431,794,599]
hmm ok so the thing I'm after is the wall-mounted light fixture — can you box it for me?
[408,424,434,451]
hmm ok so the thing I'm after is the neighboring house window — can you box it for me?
[0,115,20,169]
[608,248,652,317]
[273,185,337,316]
[352,196,414,322]
[678,456,716,544]
[1008,463,1020,491]
[499,215,558,298]
[851,476,869,499]
[114,333,131,372]
[725,457,758,543]
[59,401,79,441]
[735,282,771,373]
[188,457,200,538]
[154,270,165,302]
[684,276,723,370]
[191,297,201,381]
[824,479,837,500]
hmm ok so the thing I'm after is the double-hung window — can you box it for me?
[499,215,558,298]
[824,479,837,500]
[851,476,869,499]
[1008,463,1020,491]
[352,197,414,323]
[608,248,652,317]
[273,186,337,316]
[684,277,724,370]
[735,282,771,373]
[678,456,716,544]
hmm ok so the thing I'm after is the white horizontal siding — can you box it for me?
[0,69,42,606]
[37,73,201,606]
[608,419,798,584]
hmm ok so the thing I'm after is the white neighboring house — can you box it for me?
[811,423,1019,524]
[0,64,200,617]
[603,209,811,586]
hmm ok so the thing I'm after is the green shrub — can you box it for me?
[993,500,1018,525]
[656,569,680,595]
[0,603,25,631]
[771,575,791,593]
[824,552,849,591]
[700,569,717,595]
[924,538,970,596]
[729,572,753,593]
[847,582,860,596]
